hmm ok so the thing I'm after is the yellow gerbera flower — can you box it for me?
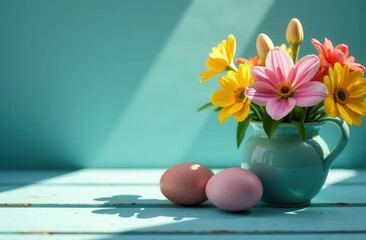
[211,63,254,123]
[324,62,366,126]
[200,34,237,83]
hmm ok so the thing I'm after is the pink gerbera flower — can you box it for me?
[311,38,366,82]
[245,48,328,121]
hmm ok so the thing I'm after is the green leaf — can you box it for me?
[236,114,255,148]
[263,112,282,139]
[289,106,305,121]
[197,102,214,112]
[214,107,223,112]
[290,121,306,142]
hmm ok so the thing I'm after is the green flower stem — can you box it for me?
[290,44,300,63]
[313,109,326,121]
[250,103,263,121]
[227,63,238,72]
[306,103,323,121]
[260,105,266,114]
[304,107,308,120]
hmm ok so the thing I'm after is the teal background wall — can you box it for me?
[1,0,365,169]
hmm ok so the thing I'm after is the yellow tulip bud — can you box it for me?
[286,18,304,45]
[256,33,274,62]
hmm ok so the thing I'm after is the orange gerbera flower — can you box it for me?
[236,44,291,67]
[311,38,365,82]
[235,56,263,67]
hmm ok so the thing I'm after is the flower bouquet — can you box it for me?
[199,18,366,147]
[198,18,366,206]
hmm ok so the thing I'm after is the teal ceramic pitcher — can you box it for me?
[242,117,349,207]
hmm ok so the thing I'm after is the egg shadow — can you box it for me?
[92,194,253,220]
[91,194,324,240]
[91,194,322,240]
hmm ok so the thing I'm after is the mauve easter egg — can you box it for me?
[205,168,263,212]
[160,162,214,205]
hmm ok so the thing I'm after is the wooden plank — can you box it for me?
[0,185,165,205]
[0,207,365,233]
[0,169,164,185]
[0,184,365,205]
[0,170,365,239]
[314,185,366,204]
[1,233,366,240]
[0,170,71,184]
[323,169,362,185]
[0,169,364,185]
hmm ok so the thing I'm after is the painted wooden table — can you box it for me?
[0,169,365,240]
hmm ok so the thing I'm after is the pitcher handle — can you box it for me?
[320,117,350,169]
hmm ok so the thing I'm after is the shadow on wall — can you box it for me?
[0,0,192,169]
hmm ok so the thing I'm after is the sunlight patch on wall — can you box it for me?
[95,0,277,167]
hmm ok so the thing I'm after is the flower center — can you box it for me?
[334,88,349,105]
[234,87,246,103]
[277,83,293,98]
